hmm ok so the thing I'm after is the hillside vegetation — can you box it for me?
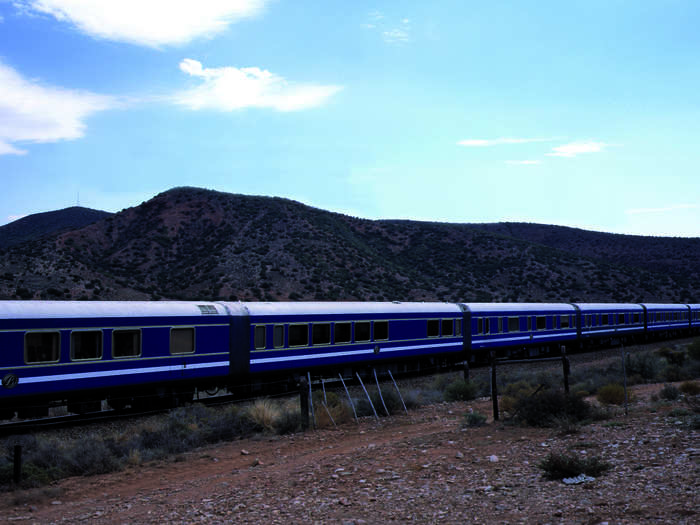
[0,187,698,302]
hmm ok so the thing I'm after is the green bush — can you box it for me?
[687,339,700,361]
[626,351,663,381]
[679,381,700,396]
[444,380,480,402]
[462,411,487,427]
[538,451,611,480]
[514,390,590,427]
[659,384,681,401]
[596,383,627,406]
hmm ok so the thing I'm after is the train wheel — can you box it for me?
[107,396,130,411]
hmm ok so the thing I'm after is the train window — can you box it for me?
[508,317,519,332]
[483,318,490,334]
[355,321,371,342]
[441,319,453,336]
[633,313,640,324]
[312,323,331,345]
[25,332,60,364]
[334,322,351,344]
[527,317,532,331]
[374,321,389,340]
[274,325,285,348]
[490,318,500,334]
[618,314,625,325]
[113,329,141,358]
[427,319,440,337]
[71,331,103,361]
[254,326,266,350]
[477,318,483,334]
[456,319,462,336]
[560,316,570,329]
[171,327,195,354]
[288,324,309,347]
[536,316,546,330]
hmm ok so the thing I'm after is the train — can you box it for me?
[1,300,699,418]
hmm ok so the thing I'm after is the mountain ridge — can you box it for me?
[0,187,697,303]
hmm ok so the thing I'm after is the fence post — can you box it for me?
[561,346,570,394]
[13,445,22,485]
[621,345,629,416]
[299,376,310,431]
[490,351,499,421]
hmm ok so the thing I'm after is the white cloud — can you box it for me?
[15,0,266,47]
[546,141,608,157]
[174,59,342,112]
[0,61,117,155]
[364,11,411,44]
[457,137,553,147]
[505,160,542,165]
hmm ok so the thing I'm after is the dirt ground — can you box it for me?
[1,384,698,524]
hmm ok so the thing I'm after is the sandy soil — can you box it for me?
[1,382,698,524]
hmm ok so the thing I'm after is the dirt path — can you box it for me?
[1,386,698,524]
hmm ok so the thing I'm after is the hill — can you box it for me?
[0,187,697,302]
[0,206,112,250]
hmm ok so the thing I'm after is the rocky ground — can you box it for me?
[0,383,698,524]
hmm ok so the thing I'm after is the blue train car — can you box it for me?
[0,301,235,415]
[574,303,645,343]
[687,304,700,331]
[641,303,691,335]
[240,302,466,375]
[462,303,578,357]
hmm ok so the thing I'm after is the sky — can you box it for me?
[1,1,699,237]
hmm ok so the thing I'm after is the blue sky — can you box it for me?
[1,1,699,237]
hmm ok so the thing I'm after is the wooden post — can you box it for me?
[299,376,310,431]
[13,445,21,485]
[490,351,499,421]
[621,345,629,416]
[561,346,570,394]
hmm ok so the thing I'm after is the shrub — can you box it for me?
[513,390,590,427]
[247,399,282,432]
[596,383,627,406]
[662,364,692,382]
[626,351,663,381]
[656,347,686,367]
[687,339,700,361]
[462,411,487,427]
[444,380,479,402]
[538,451,611,480]
[659,384,681,401]
[679,381,700,396]
[313,391,353,427]
[371,388,404,416]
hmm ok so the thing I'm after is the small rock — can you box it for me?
[488,455,499,462]
[241,449,250,455]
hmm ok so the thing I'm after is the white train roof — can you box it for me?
[236,301,462,317]
[641,303,690,310]
[573,303,645,312]
[0,301,228,319]
[461,303,576,313]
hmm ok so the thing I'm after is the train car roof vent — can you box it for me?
[197,304,218,315]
